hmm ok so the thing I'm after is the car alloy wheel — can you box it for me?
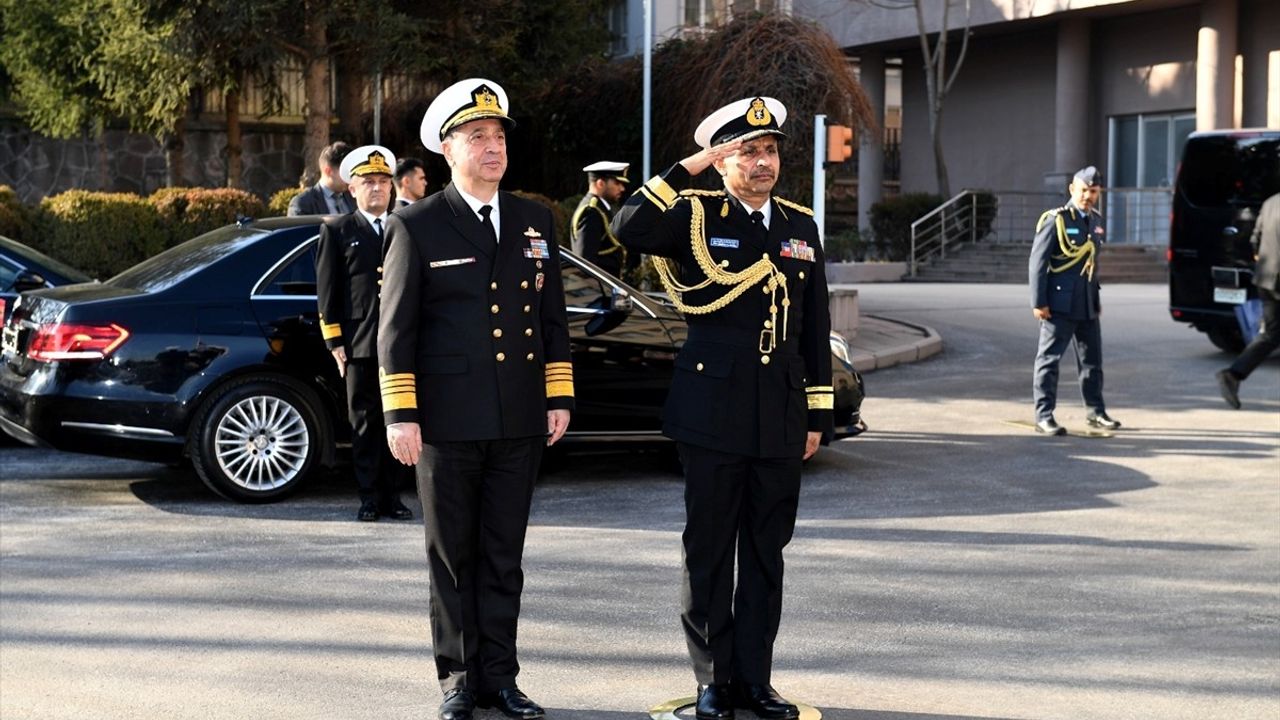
[214,394,310,492]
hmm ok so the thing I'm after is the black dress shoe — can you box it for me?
[439,687,475,720]
[380,498,413,520]
[733,683,799,720]
[476,687,544,719]
[1035,417,1066,436]
[356,500,379,522]
[1216,369,1241,409]
[695,684,734,720]
[1085,412,1121,429]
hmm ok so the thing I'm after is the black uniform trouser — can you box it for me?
[417,436,544,693]
[1033,315,1105,422]
[677,442,803,686]
[1230,287,1280,380]
[345,358,400,505]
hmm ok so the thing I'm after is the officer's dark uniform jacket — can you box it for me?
[1029,201,1103,320]
[316,211,384,358]
[571,194,626,276]
[613,163,833,458]
[377,184,575,441]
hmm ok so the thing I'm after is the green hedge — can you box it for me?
[38,191,164,278]
[0,185,34,241]
[868,193,944,262]
[151,187,266,248]
[269,187,302,216]
[511,190,569,247]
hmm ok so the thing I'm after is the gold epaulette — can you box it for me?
[678,189,726,198]
[775,197,814,216]
[1035,208,1061,232]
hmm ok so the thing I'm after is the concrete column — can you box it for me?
[857,50,885,237]
[1197,0,1238,131]
[1050,17,1090,190]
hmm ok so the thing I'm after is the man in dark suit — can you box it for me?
[613,96,833,720]
[1028,165,1121,435]
[395,157,428,209]
[315,144,414,522]
[288,141,354,216]
[1218,191,1280,407]
[571,161,630,276]
[378,78,573,720]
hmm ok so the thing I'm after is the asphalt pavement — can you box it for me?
[1,282,1277,720]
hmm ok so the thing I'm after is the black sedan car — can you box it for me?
[0,217,864,503]
[0,235,93,322]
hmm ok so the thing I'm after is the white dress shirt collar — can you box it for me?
[455,185,501,242]
[728,190,772,230]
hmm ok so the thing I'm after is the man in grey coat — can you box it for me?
[1217,191,1280,408]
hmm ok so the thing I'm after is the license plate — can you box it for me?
[1214,287,1247,305]
[1,324,18,355]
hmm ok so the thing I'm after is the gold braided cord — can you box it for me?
[650,197,790,352]
[571,202,627,260]
[1049,212,1096,280]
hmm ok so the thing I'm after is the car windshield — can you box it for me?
[0,235,92,283]
[109,225,268,292]
[1179,135,1280,207]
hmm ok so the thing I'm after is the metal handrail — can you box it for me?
[910,190,994,276]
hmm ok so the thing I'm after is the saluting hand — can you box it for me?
[387,421,422,466]
[803,431,821,461]
[546,409,570,446]
[679,138,743,177]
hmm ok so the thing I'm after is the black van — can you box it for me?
[1168,129,1280,351]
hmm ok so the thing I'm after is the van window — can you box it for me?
[1178,136,1280,207]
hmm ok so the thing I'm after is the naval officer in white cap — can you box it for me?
[571,160,631,276]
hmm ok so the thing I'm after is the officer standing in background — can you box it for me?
[395,157,429,209]
[1028,165,1122,435]
[378,78,574,720]
[1217,190,1280,408]
[613,96,833,720]
[571,161,630,276]
[315,144,414,522]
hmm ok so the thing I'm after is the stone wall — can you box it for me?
[0,120,307,205]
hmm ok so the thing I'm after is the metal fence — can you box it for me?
[985,187,1173,245]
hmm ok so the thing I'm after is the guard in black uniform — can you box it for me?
[571,161,630,276]
[1028,165,1121,435]
[613,96,833,720]
[378,78,573,720]
[315,144,414,522]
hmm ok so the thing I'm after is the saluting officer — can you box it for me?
[378,78,573,720]
[1029,165,1121,435]
[571,161,631,276]
[613,96,833,720]
[315,144,414,522]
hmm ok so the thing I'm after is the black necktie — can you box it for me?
[479,205,498,247]
[750,210,766,240]
[373,217,383,237]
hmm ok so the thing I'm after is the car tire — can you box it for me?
[189,375,326,503]
[1205,323,1245,354]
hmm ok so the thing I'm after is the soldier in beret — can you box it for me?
[315,144,414,522]
[1029,165,1121,435]
[378,78,573,720]
[614,96,833,720]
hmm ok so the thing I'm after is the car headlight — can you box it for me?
[828,330,852,366]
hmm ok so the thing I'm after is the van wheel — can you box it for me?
[1205,323,1245,354]
[190,375,324,503]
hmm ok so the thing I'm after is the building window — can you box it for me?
[1106,111,1194,244]
[681,0,788,32]
[608,0,629,56]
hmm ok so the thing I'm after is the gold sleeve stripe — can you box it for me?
[320,321,342,340]
[380,371,414,381]
[381,381,415,392]
[807,394,834,410]
[546,380,575,398]
[545,362,573,371]
[805,385,834,393]
[644,176,678,208]
[382,392,417,411]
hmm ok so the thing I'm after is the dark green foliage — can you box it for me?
[823,223,871,262]
[268,187,302,217]
[869,193,944,261]
[0,185,33,241]
[150,187,267,248]
[37,191,164,278]
[511,190,570,247]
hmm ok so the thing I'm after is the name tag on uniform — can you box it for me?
[709,237,739,249]
[779,239,814,262]
[524,238,550,259]
[429,257,476,268]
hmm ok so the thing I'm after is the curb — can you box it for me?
[847,315,943,373]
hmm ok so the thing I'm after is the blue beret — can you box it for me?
[1073,166,1103,186]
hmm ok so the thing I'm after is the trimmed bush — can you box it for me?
[869,193,944,262]
[150,187,266,248]
[511,190,569,247]
[39,191,164,278]
[824,223,870,262]
[0,185,34,242]
[269,187,303,216]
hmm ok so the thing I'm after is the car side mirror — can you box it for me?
[12,270,47,293]
[609,286,633,314]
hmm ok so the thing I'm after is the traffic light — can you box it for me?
[826,124,854,164]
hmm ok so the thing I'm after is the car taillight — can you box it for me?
[27,323,130,361]
[0,298,6,321]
